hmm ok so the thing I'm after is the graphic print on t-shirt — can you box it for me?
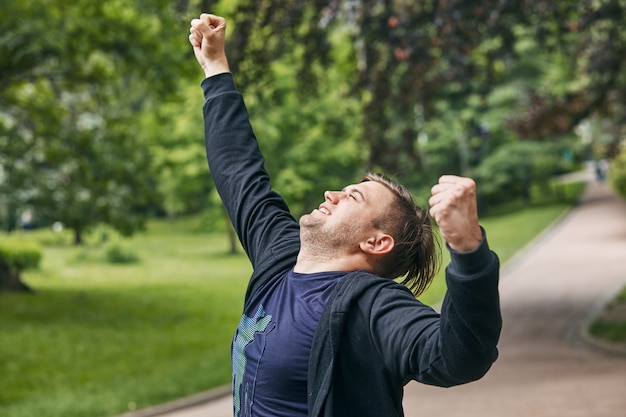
[232,304,273,416]
[231,270,344,417]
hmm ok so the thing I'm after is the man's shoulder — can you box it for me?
[330,272,414,309]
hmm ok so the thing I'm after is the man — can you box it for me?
[189,14,501,417]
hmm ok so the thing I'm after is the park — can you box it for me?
[2,1,626,417]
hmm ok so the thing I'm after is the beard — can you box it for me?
[298,213,365,257]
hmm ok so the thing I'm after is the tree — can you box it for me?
[472,141,574,210]
[202,0,367,217]
[505,0,625,157]
[138,84,213,217]
[220,0,538,189]
[0,0,195,243]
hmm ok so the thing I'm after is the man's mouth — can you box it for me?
[318,205,331,215]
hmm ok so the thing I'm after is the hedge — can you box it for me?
[610,149,626,200]
[0,242,42,273]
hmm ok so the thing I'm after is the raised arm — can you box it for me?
[370,176,501,386]
[415,175,500,383]
[189,15,299,268]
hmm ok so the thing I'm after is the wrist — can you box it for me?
[447,227,497,276]
[203,59,230,78]
[447,226,483,253]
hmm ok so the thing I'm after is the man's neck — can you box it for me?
[293,247,367,275]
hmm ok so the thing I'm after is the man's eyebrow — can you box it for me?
[342,186,366,201]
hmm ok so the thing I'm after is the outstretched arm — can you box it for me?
[189,13,230,78]
[415,175,500,384]
[188,14,300,272]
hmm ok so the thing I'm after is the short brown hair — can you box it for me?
[360,172,440,297]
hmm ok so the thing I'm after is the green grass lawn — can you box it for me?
[0,185,582,417]
[1,218,250,417]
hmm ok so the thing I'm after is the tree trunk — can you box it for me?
[0,263,33,293]
[5,199,17,232]
[74,228,83,245]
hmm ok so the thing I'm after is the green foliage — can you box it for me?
[0,0,196,239]
[589,317,626,343]
[143,84,214,217]
[471,141,576,209]
[609,148,626,200]
[227,0,622,195]
[246,53,366,216]
[0,242,42,273]
[0,239,42,291]
[589,284,626,343]
[503,2,626,150]
[105,243,140,265]
[2,0,624,245]
[257,118,365,215]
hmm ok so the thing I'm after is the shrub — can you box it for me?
[0,242,42,273]
[609,148,626,200]
[472,141,574,209]
[0,241,42,292]
[105,243,140,264]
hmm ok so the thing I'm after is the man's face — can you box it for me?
[299,180,395,253]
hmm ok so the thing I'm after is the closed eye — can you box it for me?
[342,186,365,202]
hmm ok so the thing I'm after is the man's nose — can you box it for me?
[324,190,344,204]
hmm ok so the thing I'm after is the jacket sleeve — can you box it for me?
[370,230,501,387]
[201,73,300,269]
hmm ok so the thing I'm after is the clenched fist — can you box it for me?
[429,175,483,253]
[189,14,230,78]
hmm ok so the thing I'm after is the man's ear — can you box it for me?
[360,233,395,255]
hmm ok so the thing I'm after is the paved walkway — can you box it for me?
[121,179,626,417]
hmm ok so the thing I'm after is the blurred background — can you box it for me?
[1,1,624,416]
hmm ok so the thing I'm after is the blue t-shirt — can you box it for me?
[231,269,345,417]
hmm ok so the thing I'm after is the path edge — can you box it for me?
[114,385,231,417]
